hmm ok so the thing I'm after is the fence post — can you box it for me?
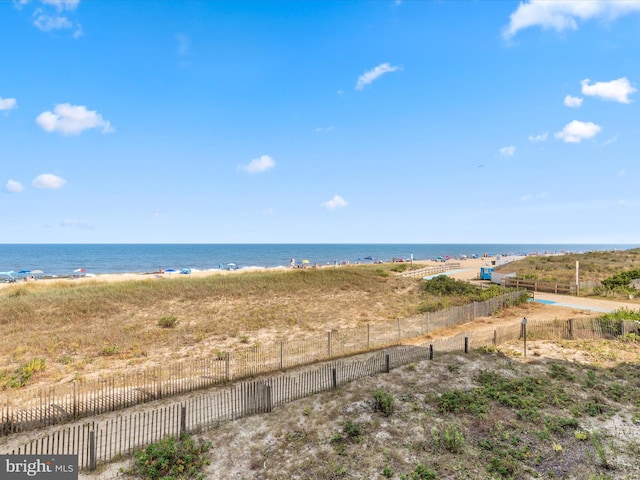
[225,352,230,381]
[426,312,430,334]
[429,344,433,360]
[265,385,272,413]
[367,324,370,349]
[332,368,337,389]
[522,318,528,357]
[493,330,497,346]
[385,354,390,373]
[464,337,469,354]
[397,319,401,343]
[327,331,332,357]
[180,404,187,435]
[279,341,284,370]
[156,366,162,400]
[473,302,477,319]
[89,430,96,471]
[73,382,77,418]
[568,319,574,340]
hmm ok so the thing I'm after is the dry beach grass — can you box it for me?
[1,252,639,479]
[0,253,633,390]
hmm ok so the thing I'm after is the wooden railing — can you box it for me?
[502,277,577,295]
[397,263,462,278]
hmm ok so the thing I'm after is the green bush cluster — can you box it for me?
[125,434,211,480]
[372,389,395,416]
[596,308,640,336]
[400,463,436,480]
[0,358,46,389]
[420,276,522,309]
[601,269,640,290]
[157,315,179,328]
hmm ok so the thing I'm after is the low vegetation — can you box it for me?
[418,275,524,313]
[494,248,640,301]
[111,339,640,480]
[122,434,211,480]
[494,248,640,283]
[0,267,424,383]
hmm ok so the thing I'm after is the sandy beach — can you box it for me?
[0,256,507,290]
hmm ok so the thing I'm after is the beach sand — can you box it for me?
[0,256,508,290]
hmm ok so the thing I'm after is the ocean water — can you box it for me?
[0,244,637,277]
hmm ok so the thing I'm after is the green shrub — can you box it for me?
[390,264,409,272]
[157,315,179,328]
[400,463,436,480]
[372,389,395,416]
[601,269,640,290]
[344,420,361,441]
[0,358,47,389]
[548,363,575,381]
[443,423,465,453]
[436,389,489,417]
[100,345,119,356]
[125,434,211,480]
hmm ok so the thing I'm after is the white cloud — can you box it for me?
[500,146,516,157]
[528,132,548,142]
[315,126,334,133]
[618,169,627,177]
[32,173,66,189]
[60,218,93,229]
[31,1,81,36]
[503,0,640,39]
[564,95,583,108]
[33,10,72,31]
[322,194,348,210]
[41,0,80,11]
[36,103,113,135]
[355,63,400,91]
[0,97,17,112]
[581,77,637,104]
[240,155,275,174]
[555,120,602,143]
[4,180,24,193]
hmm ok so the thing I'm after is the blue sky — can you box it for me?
[1,0,639,244]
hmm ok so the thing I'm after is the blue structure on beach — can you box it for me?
[480,266,494,280]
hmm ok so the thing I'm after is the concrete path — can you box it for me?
[532,292,639,313]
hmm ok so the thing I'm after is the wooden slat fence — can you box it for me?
[4,316,639,471]
[503,277,577,295]
[0,290,526,436]
[397,263,462,278]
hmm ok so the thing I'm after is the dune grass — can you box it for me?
[494,248,640,284]
[0,266,427,385]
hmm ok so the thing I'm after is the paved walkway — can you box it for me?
[532,292,639,313]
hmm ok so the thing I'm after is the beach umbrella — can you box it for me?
[165,269,177,273]
[18,270,31,275]
[74,268,86,273]
[31,270,44,274]
[301,259,310,264]
[364,256,374,260]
